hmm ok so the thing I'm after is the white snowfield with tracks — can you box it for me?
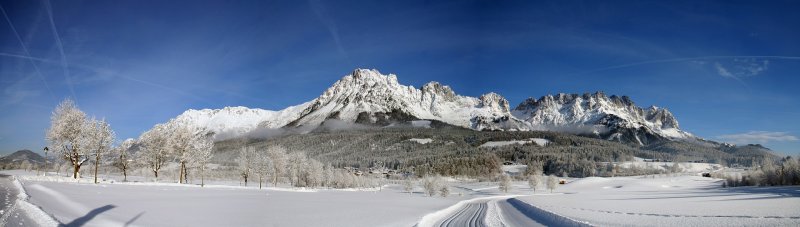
[2,170,799,227]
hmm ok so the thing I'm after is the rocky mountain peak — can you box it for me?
[479,92,511,114]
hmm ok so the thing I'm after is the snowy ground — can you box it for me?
[3,170,466,227]
[516,175,800,226]
[4,169,799,226]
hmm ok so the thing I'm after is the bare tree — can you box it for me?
[287,151,307,187]
[46,99,89,179]
[83,117,115,184]
[113,139,135,182]
[528,174,541,194]
[403,177,414,195]
[190,135,214,187]
[422,175,440,197]
[139,124,170,181]
[307,159,324,188]
[547,174,558,193]
[322,162,334,188]
[236,146,256,187]
[255,151,269,189]
[499,174,512,193]
[168,124,194,184]
[439,183,450,197]
[266,146,287,186]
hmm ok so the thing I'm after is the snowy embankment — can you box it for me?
[516,175,800,226]
[4,170,462,227]
[6,176,60,227]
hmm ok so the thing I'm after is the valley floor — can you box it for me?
[3,170,799,227]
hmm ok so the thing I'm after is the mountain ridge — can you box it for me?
[158,68,703,146]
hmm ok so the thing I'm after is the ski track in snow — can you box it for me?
[419,195,589,227]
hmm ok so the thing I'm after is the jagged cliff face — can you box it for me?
[158,68,694,145]
[511,92,690,144]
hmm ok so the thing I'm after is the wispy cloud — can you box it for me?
[308,0,348,60]
[714,62,733,78]
[43,0,77,102]
[575,55,794,76]
[0,3,55,101]
[714,58,769,78]
[717,131,799,145]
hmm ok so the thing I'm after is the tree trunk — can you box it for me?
[244,175,248,187]
[94,154,100,184]
[73,164,80,179]
[259,176,263,189]
[123,167,127,182]
[179,162,185,184]
[201,168,205,187]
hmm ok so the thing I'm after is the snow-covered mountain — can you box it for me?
[169,104,309,138]
[285,69,520,131]
[511,92,692,145]
[157,68,695,145]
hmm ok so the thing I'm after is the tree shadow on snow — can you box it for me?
[59,204,116,227]
[124,212,145,227]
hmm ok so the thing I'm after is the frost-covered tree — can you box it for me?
[168,124,194,184]
[439,183,450,197]
[403,177,414,195]
[139,124,170,181]
[266,146,287,186]
[236,146,256,186]
[46,99,90,179]
[322,162,334,188]
[254,151,269,189]
[547,174,558,193]
[287,151,307,187]
[83,117,115,184]
[528,174,541,194]
[113,138,135,182]
[190,135,214,187]
[422,175,440,197]
[499,174,512,193]
[307,159,324,188]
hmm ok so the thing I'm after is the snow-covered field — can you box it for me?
[3,170,463,227]
[517,175,800,226]
[4,170,799,227]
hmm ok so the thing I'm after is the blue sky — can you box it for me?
[1,0,799,155]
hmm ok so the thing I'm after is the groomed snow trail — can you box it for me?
[421,195,589,227]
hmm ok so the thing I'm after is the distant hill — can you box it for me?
[0,150,45,169]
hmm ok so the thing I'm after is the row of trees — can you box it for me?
[47,99,215,185]
[718,156,800,187]
[46,99,115,183]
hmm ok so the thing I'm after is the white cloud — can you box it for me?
[714,62,734,78]
[717,131,799,145]
[714,58,769,79]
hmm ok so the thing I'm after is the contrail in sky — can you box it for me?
[574,55,800,76]
[309,0,350,62]
[43,0,77,102]
[0,3,56,101]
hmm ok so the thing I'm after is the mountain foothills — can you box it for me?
[172,69,690,145]
[0,149,44,169]
[138,69,776,173]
